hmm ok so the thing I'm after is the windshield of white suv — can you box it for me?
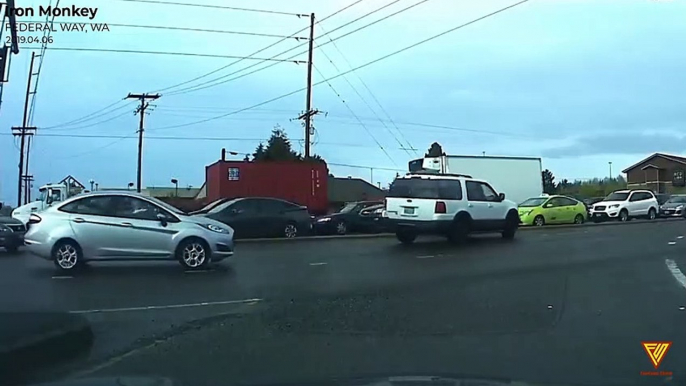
[666,196,686,204]
[519,197,548,207]
[605,192,630,201]
[388,178,461,199]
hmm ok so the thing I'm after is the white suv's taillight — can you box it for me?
[435,201,447,214]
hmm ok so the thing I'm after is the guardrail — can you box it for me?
[238,217,684,243]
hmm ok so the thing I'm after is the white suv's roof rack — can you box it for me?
[405,171,473,179]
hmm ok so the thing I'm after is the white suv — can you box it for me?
[589,189,658,223]
[384,173,520,244]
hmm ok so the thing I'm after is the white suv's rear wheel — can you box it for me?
[396,230,417,244]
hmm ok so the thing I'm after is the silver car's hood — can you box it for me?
[180,214,232,231]
[661,202,685,209]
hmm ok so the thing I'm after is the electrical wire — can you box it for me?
[52,136,134,161]
[313,64,398,167]
[112,0,308,17]
[314,40,411,158]
[150,0,529,132]
[20,20,307,39]
[40,100,134,129]
[149,0,366,94]
[42,109,134,132]
[19,47,307,63]
[164,0,407,97]
[316,22,418,156]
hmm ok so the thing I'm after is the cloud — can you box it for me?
[541,133,686,158]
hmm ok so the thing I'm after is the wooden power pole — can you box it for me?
[303,12,316,158]
[14,51,36,206]
[126,93,160,193]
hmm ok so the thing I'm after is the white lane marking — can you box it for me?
[668,242,677,245]
[416,255,434,259]
[309,262,328,266]
[69,298,262,314]
[665,259,686,290]
[678,236,684,240]
[52,276,73,279]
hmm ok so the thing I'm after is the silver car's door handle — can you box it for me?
[121,222,133,227]
[72,217,85,223]
[468,204,474,207]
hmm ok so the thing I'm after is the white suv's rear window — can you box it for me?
[388,178,462,200]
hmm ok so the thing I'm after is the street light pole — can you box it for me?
[609,162,613,180]
[171,178,178,197]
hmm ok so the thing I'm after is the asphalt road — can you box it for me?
[1,220,685,386]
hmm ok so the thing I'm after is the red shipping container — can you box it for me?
[205,160,329,215]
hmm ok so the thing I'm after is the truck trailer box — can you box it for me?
[409,155,543,204]
[205,160,329,214]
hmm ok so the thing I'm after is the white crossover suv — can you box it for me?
[384,172,520,244]
[589,189,658,223]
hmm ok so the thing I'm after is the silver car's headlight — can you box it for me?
[677,205,684,211]
[202,224,228,233]
[609,204,619,209]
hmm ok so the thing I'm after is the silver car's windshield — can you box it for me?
[145,196,186,215]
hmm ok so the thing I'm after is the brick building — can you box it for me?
[622,153,686,194]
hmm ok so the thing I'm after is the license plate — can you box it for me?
[594,213,601,217]
[403,207,415,215]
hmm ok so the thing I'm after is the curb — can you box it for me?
[238,217,684,243]
[0,312,94,385]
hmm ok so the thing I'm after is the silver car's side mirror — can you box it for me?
[156,213,168,226]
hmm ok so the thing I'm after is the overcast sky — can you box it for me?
[1,0,685,203]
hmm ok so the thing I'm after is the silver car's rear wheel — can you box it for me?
[177,239,210,270]
[53,241,81,271]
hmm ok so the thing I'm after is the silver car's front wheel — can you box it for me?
[53,241,81,271]
[177,239,210,270]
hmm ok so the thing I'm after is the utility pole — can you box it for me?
[304,12,315,158]
[126,93,160,193]
[14,52,36,206]
[608,161,613,180]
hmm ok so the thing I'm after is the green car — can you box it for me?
[518,195,588,226]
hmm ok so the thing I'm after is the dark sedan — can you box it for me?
[197,197,312,239]
[0,213,26,252]
[313,201,383,235]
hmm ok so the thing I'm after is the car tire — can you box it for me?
[448,219,470,244]
[52,239,83,272]
[619,210,629,222]
[533,215,545,227]
[574,214,585,224]
[396,229,417,245]
[283,222,298,238]
[335,221,347,235]
[648,208,656,220]
[501,212,519,240]
[177,238,211,270]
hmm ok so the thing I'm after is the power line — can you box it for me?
[40,99,129,129]
[41,109,135,132]
[328,162,405,172]
[314,40,411,157]
[150,0,529,132]
[164,0,407,97]
[20,20,307,39]
[113,0,308,17]
[316,22,417,156]
[19,46,307,63]
[313,64,398,167]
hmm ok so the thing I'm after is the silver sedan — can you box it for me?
[23,191,235,272]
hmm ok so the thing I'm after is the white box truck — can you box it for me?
[408,154,543,204]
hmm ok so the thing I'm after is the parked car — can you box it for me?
[655,193,671,206]
[0,203,26,253]
[384,172,519,244]
[659,194,686,218]
[313,201,382,235]
[518,195,588,226]
[23,191,235,271]
[198,197,312,239]
[589,190,658,222]
[359,203,388,233]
